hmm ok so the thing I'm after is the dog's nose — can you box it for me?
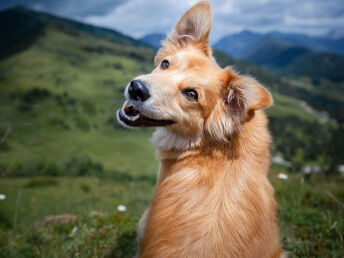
[128,80,150,102]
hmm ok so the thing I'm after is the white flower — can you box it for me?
[117,205,127,212]
[0,194,6,200]
[69,226,78,237]
[277,173,288,180]
[71,226,78,234]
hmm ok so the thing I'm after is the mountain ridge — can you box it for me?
[0,6,152,59]
[214,30,344,57]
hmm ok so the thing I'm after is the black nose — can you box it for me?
[128,80,150,102]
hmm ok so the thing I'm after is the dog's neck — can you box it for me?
[151,128,203,151]
[153,110,272,184]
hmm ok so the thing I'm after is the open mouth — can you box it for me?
[117,101,175,128]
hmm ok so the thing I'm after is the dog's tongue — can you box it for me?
[124,104,140,117]
[118,100,175,127]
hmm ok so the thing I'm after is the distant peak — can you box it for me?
[7,5,29,11]
[240,29,254,34]
[327,28,344,40]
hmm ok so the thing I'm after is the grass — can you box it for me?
[0,173,343,257]
[273,174,344,257]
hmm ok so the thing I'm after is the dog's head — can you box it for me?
[117,1,272,150]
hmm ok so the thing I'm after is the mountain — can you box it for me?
[243,37,344,83]
[327,27,344,40]
[215,30,344,58]
[0,6,151,58]
[243,37,310,68]
[266,31,344,56]
[140,33,165,49]
[0,7,342,173]
[214,30,263,58]
[281,51,344,83]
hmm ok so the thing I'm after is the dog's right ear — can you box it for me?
[174,2,211,42]
[167,2,212,53]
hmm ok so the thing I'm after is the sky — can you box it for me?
[1,0,344,41]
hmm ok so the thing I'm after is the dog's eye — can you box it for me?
[160,60,170,70]
[183,89,198,101]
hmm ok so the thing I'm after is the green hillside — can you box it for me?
[0,22,158,175]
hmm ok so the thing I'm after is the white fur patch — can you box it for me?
[205,101,234,142]
[151,128,202,151]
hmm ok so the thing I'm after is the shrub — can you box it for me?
[8,155,103,178]
[24,177,59,188]
[63,155,104,177]
[81,100,97,115]
[74,116,90,131]
[22,88,51,104]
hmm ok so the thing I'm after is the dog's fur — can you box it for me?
[118,2,283,257]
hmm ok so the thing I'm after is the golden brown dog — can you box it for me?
[117,2,283,257]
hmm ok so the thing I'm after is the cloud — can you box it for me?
[83,0,198,37]
[210,0,344,38]
[82,0,344,41]
[1,0,343,40]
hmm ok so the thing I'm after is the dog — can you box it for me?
[117,2,283,257]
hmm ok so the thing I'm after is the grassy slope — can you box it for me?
[0,24,158,175]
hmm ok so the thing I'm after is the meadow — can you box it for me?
[0,172,343,257]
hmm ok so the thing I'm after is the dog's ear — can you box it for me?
[226,75,273,116]
[205,68,273,141]
[166,1,211,54]
[174,1,211,42]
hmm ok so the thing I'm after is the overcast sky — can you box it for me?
[1,0,344,41]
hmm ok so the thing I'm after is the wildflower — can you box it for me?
[0,194,6,200]
[277,173,288,180]
[69,226,78,237]
[71,226,78,234]
[117,205,127,212]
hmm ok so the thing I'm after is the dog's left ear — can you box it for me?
[168,2,212,53]
[206,69,273,141]
[227,76,273,116]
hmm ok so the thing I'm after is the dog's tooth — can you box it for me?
[123,100,129,109]
[128,114,139,121]
[131,115,140,121]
